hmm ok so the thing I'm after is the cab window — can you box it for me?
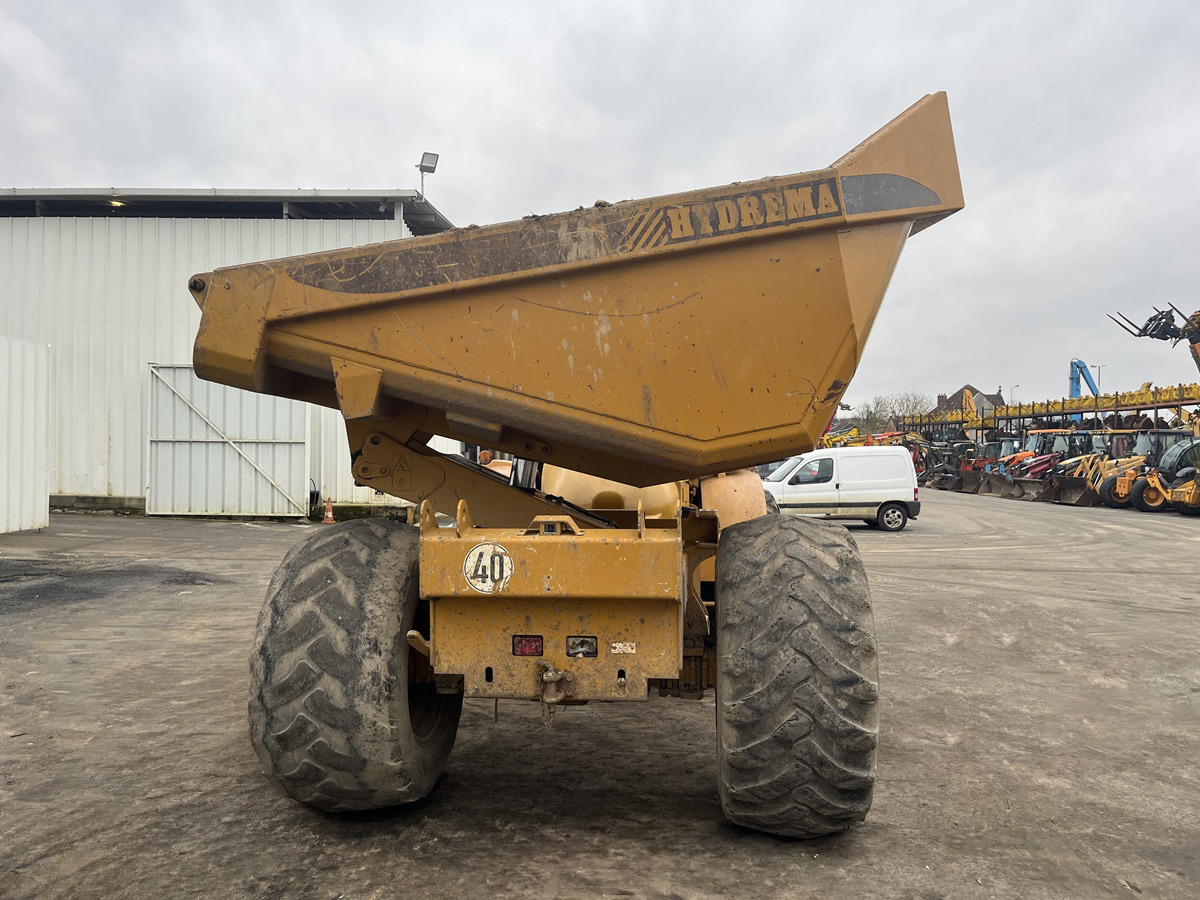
[764,457,802,482]
[790,457,834,485]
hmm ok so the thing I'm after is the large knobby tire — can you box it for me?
[716,515,879,838]
[764,490,780,515]
[1099,474,1132,509]
[249,518,462,811]
[1129,477,1168,512]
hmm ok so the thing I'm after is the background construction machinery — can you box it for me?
[901,307,1200,517]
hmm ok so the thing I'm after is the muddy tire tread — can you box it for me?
[1099,474,1132,509]
[1129,477,1167,512]
[249,518,461,812]
[764,491,780,515]
[716,515,878,838]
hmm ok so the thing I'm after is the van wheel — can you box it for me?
[876,503,908,532]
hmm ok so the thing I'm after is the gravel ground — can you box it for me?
[1,493,1197,899]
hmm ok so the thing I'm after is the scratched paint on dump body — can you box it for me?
[192,93,963,485]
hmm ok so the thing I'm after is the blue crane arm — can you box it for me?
[1069,359,1099,398]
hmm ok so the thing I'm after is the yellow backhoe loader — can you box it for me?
[1169,471,1200,515]
[189,95,962,838]
[1048,449,1112,506]
[1125,436,1200,512]
[1099,430,1194,509]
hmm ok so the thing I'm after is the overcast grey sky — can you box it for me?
[3,1,1199,410]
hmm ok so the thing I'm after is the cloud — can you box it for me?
[4,0,1200,408]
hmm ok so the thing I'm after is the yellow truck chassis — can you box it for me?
[194,94,963,837]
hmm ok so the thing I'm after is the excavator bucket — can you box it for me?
[978,473,1008,496]
[926,471,959,491]
[998,477,1023,499]
[1034,480,1060,503]
[1050,475,1099,507]
[189,94,963,492]
[1007,477,1053,501]
[956,470,982,493]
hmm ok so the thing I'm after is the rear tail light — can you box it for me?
[566,636,598,658]
[914,487,919,501]
[512,635,543,656]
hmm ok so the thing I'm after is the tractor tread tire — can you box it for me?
[1129,477,1167,512]
[1173,501,1200,516]
[716,515,878,838]
[764,491,780,516]
[249,518,462,812]
[1099,474,1132,509]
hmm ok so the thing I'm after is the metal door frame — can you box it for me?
[146,364,308,516]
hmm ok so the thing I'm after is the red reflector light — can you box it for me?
[915,487,919,501]
[512,635,544,656]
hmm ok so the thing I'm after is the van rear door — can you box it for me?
[837,450,913,515]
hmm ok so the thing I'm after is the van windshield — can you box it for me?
[765,456,804,482]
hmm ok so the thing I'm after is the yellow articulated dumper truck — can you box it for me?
[190,94,962,838]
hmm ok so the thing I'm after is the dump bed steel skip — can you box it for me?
[198,96,962,841]
[191,93,962,492]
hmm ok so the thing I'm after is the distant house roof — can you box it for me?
[930,384,1005,414]
[0,187,453,236]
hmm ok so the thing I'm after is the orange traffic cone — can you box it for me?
[322,499,335,524]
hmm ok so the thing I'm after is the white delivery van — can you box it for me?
[762,445,921,531]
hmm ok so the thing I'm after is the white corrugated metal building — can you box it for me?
[1,333,51,533]
[0,188,459,518]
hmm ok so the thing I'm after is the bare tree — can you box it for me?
[885,391,936,420]
[838,391,935,434]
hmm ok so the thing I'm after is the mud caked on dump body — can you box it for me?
[192,93,963,837]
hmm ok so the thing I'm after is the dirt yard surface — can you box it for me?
[1,495,1197,899]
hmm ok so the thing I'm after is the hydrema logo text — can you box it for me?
[622,177,841,252]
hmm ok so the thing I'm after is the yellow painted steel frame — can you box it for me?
[418,499,718,702]
[346,419,610,527]
[1113,470,1141,500]
[1169,476,1200,508]
[1143,471,1171,497]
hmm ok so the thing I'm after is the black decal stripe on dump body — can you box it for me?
[285,176,844,296]
[839,174,940,214]
[283,173,937,297]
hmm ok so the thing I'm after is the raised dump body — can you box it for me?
[203,96,962,841]
[191,93,962,493]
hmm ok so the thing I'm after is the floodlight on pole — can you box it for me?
[417,152,439,195]
[1009,385,1019,408]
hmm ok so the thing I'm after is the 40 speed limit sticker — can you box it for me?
[463,542,514,593]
